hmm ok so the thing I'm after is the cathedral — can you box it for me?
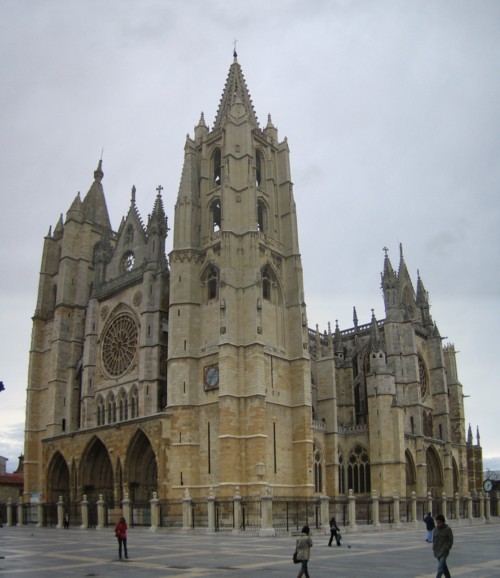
[23,54,482,509]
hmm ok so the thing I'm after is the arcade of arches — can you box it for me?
[46,430,158,506]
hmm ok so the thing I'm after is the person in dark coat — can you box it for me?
[432,514,453,578]
[295,525,313,578]
[114,516,129,560]
[328,516,341,546]
[424,512,435,542]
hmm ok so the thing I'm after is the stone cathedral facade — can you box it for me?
[23,55,482,508]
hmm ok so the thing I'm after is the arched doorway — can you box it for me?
[80,437,115,506]
[47,451,70,504]
[405,450,417,497]
[126,430,157,502]
[426,446,443,497]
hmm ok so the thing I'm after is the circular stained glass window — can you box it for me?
[102,313,138,377]
[122,251,135,272]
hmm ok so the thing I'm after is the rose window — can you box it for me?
[102,313,138,377]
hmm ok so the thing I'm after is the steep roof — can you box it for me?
[213,52,259,129]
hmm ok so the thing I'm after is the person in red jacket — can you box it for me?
[114,516,128,560]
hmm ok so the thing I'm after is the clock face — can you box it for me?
[204,364,219,389]
[483,479,493,492]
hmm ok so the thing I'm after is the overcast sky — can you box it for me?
[1,0,499,472]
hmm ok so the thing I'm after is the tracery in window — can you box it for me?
[338,452,346,494]
[107,393,116,424]
[122,251,135,272]
[418,355,429,398]
[347,444,371,493]
[118,389,128,421]
[101,312,138,378]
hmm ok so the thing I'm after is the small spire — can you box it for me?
[131,185,136,204]
[467,424,473,445]
[353,306,358,328]
[197,112,207,127]
[369,309,383,352]
[334,320,343,355]
[94,159,104,183]
[476,426,480,447]
[233,38,238,59]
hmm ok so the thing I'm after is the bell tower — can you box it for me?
[167,53,313,497]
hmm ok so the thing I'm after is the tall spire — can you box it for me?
[416,269,433,327]
[381,245,401,319]
[81,160,111,230]
[213,55,259,129]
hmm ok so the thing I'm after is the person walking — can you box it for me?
[328,516,341,546]
[114,516,129,560]
[295,525,313,578]
[432,514,453,578]
[424,512,435,543]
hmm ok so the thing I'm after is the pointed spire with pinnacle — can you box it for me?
[66,191,83,223]
[334,320,343,357]
[416,269,433,327]
[81,160,112,229]
[467,423,473,445]
[213,53,259,129]
[381,246,401,318]
[195,111,209,141]
[148,185,168,235]
[369,309,383,352]
[264,113,278,142]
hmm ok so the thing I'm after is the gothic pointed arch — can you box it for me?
[129,385,139,419]
[426,446,443,497]
[125,429,158,502]
[338,448,346,495]
[106,392,116,424]
[201,263,219,301]
[405,450,417,496]
[96,395,105,426]
[209,198,221,232]
[255,147,266,188]
[212,147,222,186]
[452,456,459,494]
[260,261,285,347]
[118,388,128,421]
[260,262,282,304]
[257,198,268,233]
[80,436,115,506]
[47,451,70,504]
[347,444,371,494]
[313,440,324,493]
